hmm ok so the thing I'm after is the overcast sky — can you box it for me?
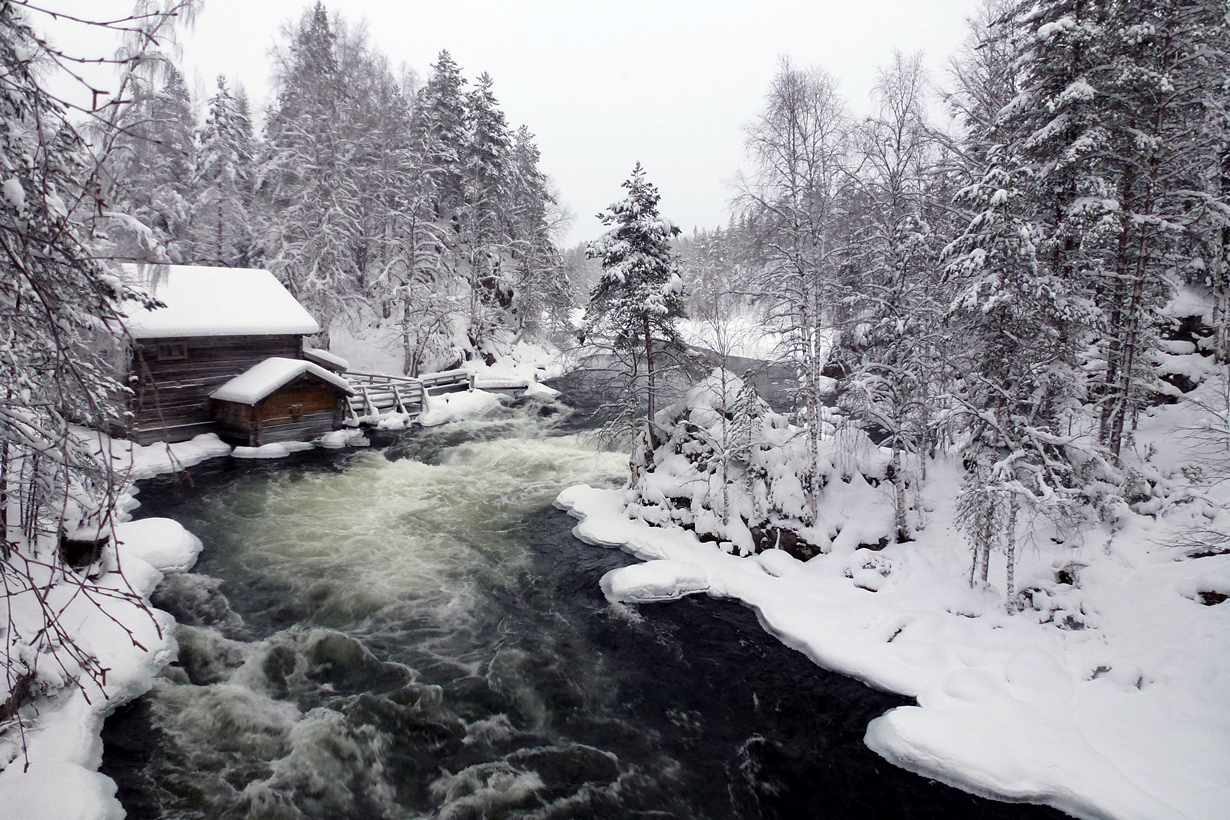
[50,0,985,246]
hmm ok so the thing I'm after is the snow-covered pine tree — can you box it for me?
[262,1,360,345]
[945,154,1091,604]
[1002,0,1229,459]
[106,64,198,263]
[507,126,569,337]
[585,164,686,460]
[411,50,469,226]
[190,75,255,266]
[461,71,516,353]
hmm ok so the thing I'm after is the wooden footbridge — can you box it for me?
[344,368,474,425]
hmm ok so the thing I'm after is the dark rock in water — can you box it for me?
[302,630,413,694]
[60,531,107,570]
[151,573,244,633]
[751,525,822,561]
[174,625,247,685]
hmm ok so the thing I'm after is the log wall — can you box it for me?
[127,334,303,444]
[213,375,345,447]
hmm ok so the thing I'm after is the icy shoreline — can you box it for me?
[556,471,1230,820]
[0,516,201,820]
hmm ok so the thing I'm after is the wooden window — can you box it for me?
[156,341,188,361]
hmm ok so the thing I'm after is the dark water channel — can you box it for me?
[101,406,1065,820]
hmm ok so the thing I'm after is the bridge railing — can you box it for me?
[343,369,473,424]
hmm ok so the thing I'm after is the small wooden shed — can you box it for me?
[119,265,324,444]
[210,357,354,446]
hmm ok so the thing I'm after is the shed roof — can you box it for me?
[210,357,354,405]
[303,346,349,373]
[121,264,320,339]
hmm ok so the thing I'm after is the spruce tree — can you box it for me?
[585,164,686,455]
[262,1,359,344]
[410,50,468,221]
[107,64,197,263]
[191,76,254,266]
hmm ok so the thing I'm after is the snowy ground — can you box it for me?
[0,515,200,820]
[557,378,1230,820]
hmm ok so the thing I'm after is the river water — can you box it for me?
[101,405,1066,820]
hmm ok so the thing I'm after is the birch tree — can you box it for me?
[739,58,849,522]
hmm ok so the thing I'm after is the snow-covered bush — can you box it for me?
[624,369,896,559]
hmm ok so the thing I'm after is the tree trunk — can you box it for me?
[892,440,908,542]
[644,314,656,448]
[402,301,415,376]
[1005,494,1018,611]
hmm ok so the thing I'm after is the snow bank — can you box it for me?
[418,390,505,427]
[465,340,568,385]
[0,518,200,820]
[523,381,561,401]
[557,418,1230,820]
[316,429,369,449]
[89,431,233,481]
[232,440,315,459]
[600,560,710,603]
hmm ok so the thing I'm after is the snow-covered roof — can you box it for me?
[120,264,321,339]
[210,357,353,405]
[303,347,349,373]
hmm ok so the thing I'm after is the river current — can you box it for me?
[101,405,1066,820]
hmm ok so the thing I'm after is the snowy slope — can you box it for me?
[557,374,1230,820]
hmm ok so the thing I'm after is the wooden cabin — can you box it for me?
[119,265,328,444]
[211,357,353,446]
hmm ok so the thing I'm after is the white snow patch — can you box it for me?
[113,518,202,573]
[2,177,25,213]
[231,441,315,459]
[0,518,199,820]
[600,560,710,603]
[316,429,369,449]
[418,390,504,427]
[523,381,561,400]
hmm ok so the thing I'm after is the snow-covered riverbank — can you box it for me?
[0,515,200,820]
[556,380,1230,820]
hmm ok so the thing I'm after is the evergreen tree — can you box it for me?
[107,64,197,262]
[585,164,686,458]
[190,75,254,266]
[262,1,360,344]
[507,126,569,336]
[945,156,1091,602]
[410,50,468,221]
[461,71,516,349]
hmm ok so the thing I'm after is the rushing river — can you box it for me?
[102,403,1066,820]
